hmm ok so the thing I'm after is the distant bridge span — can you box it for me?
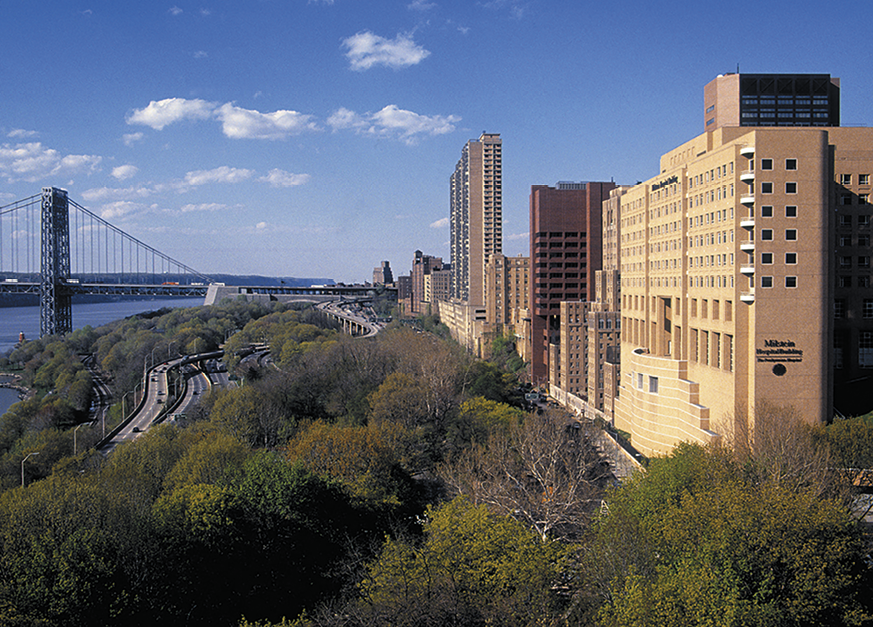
[1,187,395,337]
[204,284,396,306]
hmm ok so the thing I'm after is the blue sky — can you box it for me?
[2,0,872,283]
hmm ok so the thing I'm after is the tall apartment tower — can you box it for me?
[450,133,503,307]
[704,73,840,131]
[529,181,616,384]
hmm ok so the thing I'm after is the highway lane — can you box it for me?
[99,359,179,454]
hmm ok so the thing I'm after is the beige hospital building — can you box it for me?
[613,75,873,456]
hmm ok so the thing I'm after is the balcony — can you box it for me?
[740,239,755,252]
[740,217,755,229]
[740,171,755,183]
[741,194,755,205]
[740,290,755,303]
[740,145,755,157]
[740,264,755,275]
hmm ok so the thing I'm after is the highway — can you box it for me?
[98,351,232,453]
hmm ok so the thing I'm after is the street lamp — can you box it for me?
[168,340,178,360]
[21,452,40,488]
[151,346,160,369]
[74,423,89,456]
[122,391,132,419]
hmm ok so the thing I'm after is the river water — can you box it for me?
[0,297,204,415]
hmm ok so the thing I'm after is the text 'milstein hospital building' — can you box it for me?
[613,73,873,457]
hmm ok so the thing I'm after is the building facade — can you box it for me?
[529,181,616,384]
[450,133,502,307]
[410,251,443,316]
[704,73,840,131]
[614,125,873,456]
[373,261,394,285]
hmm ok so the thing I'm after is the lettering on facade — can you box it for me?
[651,175,678,192]
[756,339,802,363]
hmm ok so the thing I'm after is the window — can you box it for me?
[835,299,846,318]
[859,174,870,186]
[785,252,797,264]
[761,229,774,241]
[762,205,773,217]
[786,182,797,194]
[861,194,869,205]
[762,252,774,264]
[785,276,797,288]
[637,373,644,389]
[786,229,797,241]
[840,234,852,247]
[841,194,853,206]
[648,376,659,394]
[839,275,852,288]
[841,215,853,227]
[859,234,870,246]
[841,174,853,185]
[761,158,773,170]
[861,215,871,226]
[761,182,774,194]
[864,299,873,319]
[860,256,871,269]
[762,276,774,288]
[861,276,871,288]
[785,159,797,170]
[861,332,873,368]
[785,205,797,217]
[840,256,853,268]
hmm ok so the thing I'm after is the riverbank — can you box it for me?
[0,373,31,416]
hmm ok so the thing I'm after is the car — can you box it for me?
[157,398,164,404]
[132,426,141,432]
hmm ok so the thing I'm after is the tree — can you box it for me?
[354,496,569,627]
[590,442,873,627]
[440,409,610,541]
[285,421,415,511]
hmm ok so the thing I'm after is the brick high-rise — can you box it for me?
[529,181,616,384]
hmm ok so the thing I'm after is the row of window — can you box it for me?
[757,158,798,171]
[760,205,797,217]
[760,181,798,194]
[834,299,873,319]
[839,174,871,186]
[760,228,797,241]
[760,276,798,288]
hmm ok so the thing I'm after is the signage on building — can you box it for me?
[756,339,803,363]
[651,175,678,191]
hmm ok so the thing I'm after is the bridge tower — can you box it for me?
[40,187,72,337]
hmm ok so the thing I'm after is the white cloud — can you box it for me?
[112,164,138,180]
[430,217,449,228]
[342,31,430,71]
[122,132,144,146]
[0,142,101,183]
[408,0,436,9]
[169,6,183,15]
[7,129,38,139]
[330,104,459,144]
[194,50,208,59]
[326,107,367,131]
[215,103,318,140]
[179,202,227,212]
[126,97,216,130]
[82,184,156,202]
[259,169,311,187]
[507,231,529,240]
[98,201,143,220]
[256,221,268,230]
[183,166,254,186]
